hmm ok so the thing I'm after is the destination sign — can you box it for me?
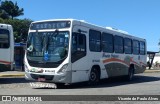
[30,21,71,30]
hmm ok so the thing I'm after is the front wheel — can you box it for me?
[88,67,100,85]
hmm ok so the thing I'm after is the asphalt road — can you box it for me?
[0,72,160,104]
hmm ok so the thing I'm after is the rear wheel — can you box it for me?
[88,67,100,85]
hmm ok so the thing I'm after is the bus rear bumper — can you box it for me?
[25,71,72,84]
[0,64,11,72]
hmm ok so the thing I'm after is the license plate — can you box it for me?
[38,78,46,82]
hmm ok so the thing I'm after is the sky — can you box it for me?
[9,0,160,52]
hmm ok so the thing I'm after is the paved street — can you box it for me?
[0,73,160,95]
[0,72,160,104]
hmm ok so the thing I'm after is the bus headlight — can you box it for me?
[58,63,68,73]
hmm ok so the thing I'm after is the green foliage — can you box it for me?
[0,9,9,19]
[0,0,24,19]
[0,18,33,42]
[0,17,4,22]
[0,0,32,43]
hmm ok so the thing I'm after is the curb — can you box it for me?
[0,70,160,77]
[144,70,160,73]
[0,74,25,77]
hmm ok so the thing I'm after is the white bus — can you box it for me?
[24,19,147,85]
[0,24,14,72]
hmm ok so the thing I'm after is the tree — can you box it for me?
[0,9,9,19]
[7,18,32,42]
[0,0,24,19]
[0,0,32,43]
[0,18,33,42]
[0,0,9,19]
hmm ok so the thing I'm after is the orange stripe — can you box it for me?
[103,58,146,67]
[0,60,11,65]
[103,58,129,66]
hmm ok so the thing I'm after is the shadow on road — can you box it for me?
[57,74,160,89]
[0,77,34,84]
[0,73,160,89]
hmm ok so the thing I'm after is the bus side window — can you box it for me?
[114,35,124,53]
[102,32,113,53]
[72,34,78,53]
[89,30,101,52]
[0,29,9,48]
[140,41,145,55]
[71,33,86,63]
[133,40,140,55]
[124,38,132,54]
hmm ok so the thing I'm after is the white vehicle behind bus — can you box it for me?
[0,24,14,72]
[24,19,147,85]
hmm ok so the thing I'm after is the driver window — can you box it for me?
[72,33,86,53]
[71,32,86,63]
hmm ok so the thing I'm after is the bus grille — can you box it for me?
[30,74,54,81]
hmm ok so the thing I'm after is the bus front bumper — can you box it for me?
[25,71,72,84]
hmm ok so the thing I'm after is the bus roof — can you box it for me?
[0,23,12,29]
[32,18,75,23]
[31,19,146,41]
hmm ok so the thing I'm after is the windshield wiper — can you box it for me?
[53,29,59,37]
[42,29,59,61]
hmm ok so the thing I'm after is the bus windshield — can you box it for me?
[27,31,69,63]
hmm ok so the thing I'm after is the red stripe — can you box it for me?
[0,60,11,65]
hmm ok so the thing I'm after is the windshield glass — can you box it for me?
[27,31,69,62]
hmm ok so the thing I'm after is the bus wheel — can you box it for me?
[127,67,134,81]
[88,67,100,85]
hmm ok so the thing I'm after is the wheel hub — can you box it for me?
[90,72,96,81]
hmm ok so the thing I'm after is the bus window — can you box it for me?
[133,40,139,55]
[140,41,145,55]
[71,33,86,63]
[89,30,101,52]
[124,38,132,54]
[102,32,113,53]
[114,36,124,53]
[0,29,9,48]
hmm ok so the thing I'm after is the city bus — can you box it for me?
[24,19,147,85]
[0,23,14,72]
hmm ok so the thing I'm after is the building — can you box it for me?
[153,53,160,67]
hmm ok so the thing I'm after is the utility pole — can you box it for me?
[158,39,160,53]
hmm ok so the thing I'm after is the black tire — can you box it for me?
[127,67,134,81]
[88,67,100,85]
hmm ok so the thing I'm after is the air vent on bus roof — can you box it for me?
[106,27,128,34]
[80,20,86,22]
[106,27,113,30]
